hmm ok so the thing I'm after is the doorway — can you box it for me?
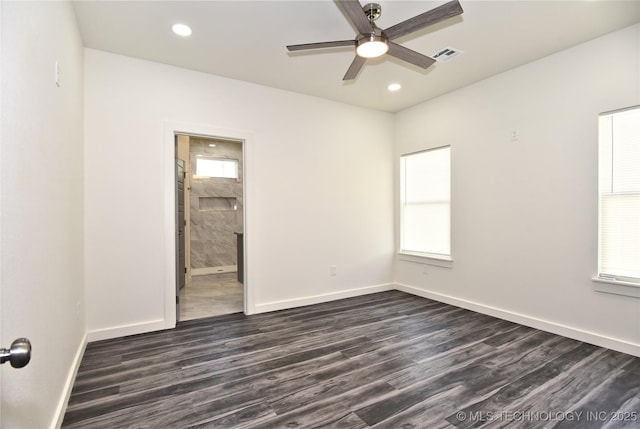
[175,133,245,321]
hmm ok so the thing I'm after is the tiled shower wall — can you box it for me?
[189,138,243,269]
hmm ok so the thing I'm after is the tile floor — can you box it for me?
[178,272,244,321]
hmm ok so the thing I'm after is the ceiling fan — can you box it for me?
[286,0,464,80]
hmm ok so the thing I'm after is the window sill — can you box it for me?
[398,252,453,268]
[592,277,640,298]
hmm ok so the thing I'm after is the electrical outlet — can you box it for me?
[423,265,429,275]
[330,265,337,276]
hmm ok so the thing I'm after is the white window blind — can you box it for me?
[400,146,451,258]
[598,106,640,283]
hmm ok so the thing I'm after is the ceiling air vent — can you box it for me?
[432,47,463,63]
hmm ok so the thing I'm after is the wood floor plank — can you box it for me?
[368,383,497,429]
[486,348,635,429]
[187,402,276,428]
[552,367,640,429]
[62,291,640,428]
[445,343,603,428]
[354,363,491,425]
[269,356,414,414]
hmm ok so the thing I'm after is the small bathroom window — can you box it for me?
[194,158,238,179]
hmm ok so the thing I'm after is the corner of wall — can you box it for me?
[52,332,87,429]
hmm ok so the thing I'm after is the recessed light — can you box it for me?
[387,83,402,92]
[172,23,192,37]
[208,144,216,147]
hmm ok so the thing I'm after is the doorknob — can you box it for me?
[0,338,32,368]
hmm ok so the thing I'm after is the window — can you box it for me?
[400,146,451,259]
[194,158,238,179]
[598,105,640,285]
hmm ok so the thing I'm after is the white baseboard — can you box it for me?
[86,282,639,356]
[394,282,640,358]
[87,319,168,342]
[52,332,87,429]
[254,283,394,314]
[192,265,237,276]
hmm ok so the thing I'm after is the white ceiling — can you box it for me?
[72,0,640,113]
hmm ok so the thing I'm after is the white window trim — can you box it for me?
[593,276,640,298]
[398,251,453,268]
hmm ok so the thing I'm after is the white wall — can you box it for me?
[394,24,640,356]
[0,1,85,427]
[84,49,395,339]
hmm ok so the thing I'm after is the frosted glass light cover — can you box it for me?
[356,39,388,58]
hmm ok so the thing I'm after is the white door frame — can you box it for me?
[163,121,253,329]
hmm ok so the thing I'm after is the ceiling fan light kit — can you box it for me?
[286,0,464,81]
[356,33,388,58]
[356,2,388,58]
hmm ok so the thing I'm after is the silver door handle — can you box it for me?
[0,338,32,368]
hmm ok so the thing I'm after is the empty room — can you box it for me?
[1,0,639,428]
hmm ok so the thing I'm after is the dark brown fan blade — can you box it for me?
[336,0,372,35]
[383,0,463,41]
[387,42,435,69]
[287,40,355,52]
[343,56,366,80]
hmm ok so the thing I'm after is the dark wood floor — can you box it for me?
[63,291,640,428]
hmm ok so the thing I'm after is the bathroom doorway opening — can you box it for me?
[175,133,245,321]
